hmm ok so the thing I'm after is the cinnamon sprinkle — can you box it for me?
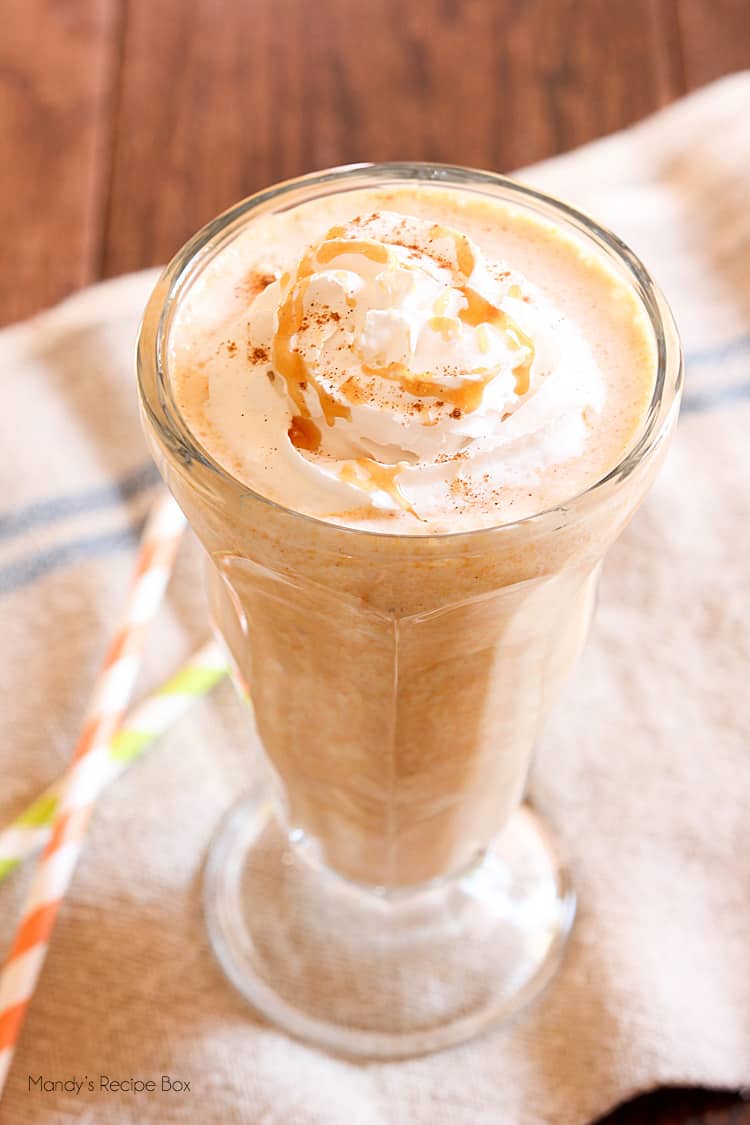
[249,344,269,364]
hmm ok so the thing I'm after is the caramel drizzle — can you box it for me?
[360,360,492,415]
[427,226,533,397]
[272,274,349,434]
[339,459,418,517]
[288,414,322,452]
[428,315,460,341]
[457,287,534,396]
[273,233,398,441]
[315,238,391,267]
[355,221,533,400]
[430,224,476,279]
[275,222,535,469]
[357,285,535,413]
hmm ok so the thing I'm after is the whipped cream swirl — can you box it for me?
[215,211,606,525]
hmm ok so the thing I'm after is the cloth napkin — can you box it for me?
[1,72,749,1125]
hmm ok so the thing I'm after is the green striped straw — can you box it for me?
[0,640,228,884]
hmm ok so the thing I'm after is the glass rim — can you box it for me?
[137,161,683,544]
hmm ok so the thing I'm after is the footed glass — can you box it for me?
[137,164,682,1058]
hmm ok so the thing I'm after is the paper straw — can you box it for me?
[0,491,186,1095]
[0,641,228,885]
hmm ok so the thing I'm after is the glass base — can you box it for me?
[203,783,575,1059]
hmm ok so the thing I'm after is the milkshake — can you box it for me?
[138,165,681,1052]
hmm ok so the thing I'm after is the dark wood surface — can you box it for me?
[1,2,749,1120]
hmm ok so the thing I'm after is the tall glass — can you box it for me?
[137,164,682,1058]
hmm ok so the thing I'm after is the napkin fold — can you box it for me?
[1,72,749,1124]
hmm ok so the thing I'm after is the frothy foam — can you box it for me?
[170,187,655,532]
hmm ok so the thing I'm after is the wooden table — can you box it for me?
[2,2,749,1121]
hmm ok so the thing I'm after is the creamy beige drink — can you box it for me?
[143,176,669,888]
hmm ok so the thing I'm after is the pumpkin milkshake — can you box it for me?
[138,165,681,1054]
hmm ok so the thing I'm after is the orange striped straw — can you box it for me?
[0,490,186,1096]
